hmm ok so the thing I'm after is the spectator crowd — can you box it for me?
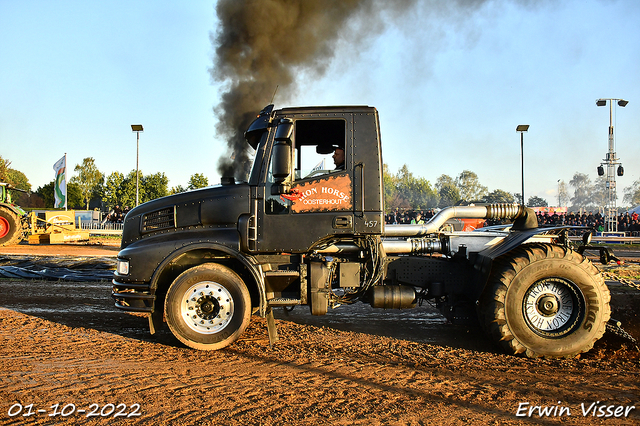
[385,209,436,225]
[534,210,640,234]
[385,208,640,235]
[105,205,130,223]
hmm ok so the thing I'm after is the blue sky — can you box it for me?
[1,0,639,206]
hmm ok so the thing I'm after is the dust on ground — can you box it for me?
[0,242,638,425]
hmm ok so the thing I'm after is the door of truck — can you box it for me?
[255,113,356,253]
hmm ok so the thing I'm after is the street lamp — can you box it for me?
[516,124,529,206]
[131,124,144,206]
[595,98,628,233]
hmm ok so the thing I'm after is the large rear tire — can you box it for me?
[479,243,610,358]
[0,207,23,246]
[164,263,251,350]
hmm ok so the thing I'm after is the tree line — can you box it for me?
[383,165,640,213]
[0,156,209,211]
[3,154,640,212]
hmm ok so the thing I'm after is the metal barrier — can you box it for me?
[78,220,123,235]
[569,235,640,245]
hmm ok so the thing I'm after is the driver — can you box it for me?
[332,146,345,170]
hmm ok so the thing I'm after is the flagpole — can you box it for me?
[64,152,68,211]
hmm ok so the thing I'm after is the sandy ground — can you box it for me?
[0,242,639,425]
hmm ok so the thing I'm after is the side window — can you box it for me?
[294,119,346,180]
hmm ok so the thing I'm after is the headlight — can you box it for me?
[116,259,130,275]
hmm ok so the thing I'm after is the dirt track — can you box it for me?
[0,243,639,425]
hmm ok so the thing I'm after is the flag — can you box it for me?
[53,155,67,209]
[311,159,325,172]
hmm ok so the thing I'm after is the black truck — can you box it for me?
[113,104,610,358]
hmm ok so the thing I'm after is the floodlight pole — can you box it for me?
[131,124,144,206]
[596,99,627,233]
[136,131,139,206]
[516,125,529,206]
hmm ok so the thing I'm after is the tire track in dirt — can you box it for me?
[1,307,638,425]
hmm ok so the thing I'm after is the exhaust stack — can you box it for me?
[384,204,536,238]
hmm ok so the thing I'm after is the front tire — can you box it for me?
[479,244,610,358]
[164,263,251,350]
[0,208,23,246]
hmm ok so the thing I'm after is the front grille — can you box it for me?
[142,207,175,232]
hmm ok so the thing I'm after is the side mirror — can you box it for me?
[271,119,293,191]
[275,118,293,142]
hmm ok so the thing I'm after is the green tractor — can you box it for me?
[0,183,28,246]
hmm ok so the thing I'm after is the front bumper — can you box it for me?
[112,279,155,313]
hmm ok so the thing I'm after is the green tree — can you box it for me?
[527,195,548,207]
[187,173,209,190]
[105,170,170,208]
[67,182,84,209]
[36,181,55,207]
[436,174,460,208]
[455,170,488,202]
[119,171,139,208]
[407,176,438,209]
[382,164,399,211]
[623,179,640,207]
[394,165,438,210]
[0,156,10,182]
[6,169,31,206]
[569,172,593,210]
[170,185,186,195]
[382,164,439,211]
[35,181,83,209]
[513,193,522,204]
[591,175,609,210]
[484,189,515,204]
[0,156,31,201]
[6,169,30,191]
[141,172,169,203]
[71,157,104,209]
[103,171,125,209]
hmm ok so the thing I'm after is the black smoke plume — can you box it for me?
[210,0,406,180]
[210,1,532,180]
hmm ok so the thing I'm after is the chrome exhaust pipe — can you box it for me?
[384,204,529,237]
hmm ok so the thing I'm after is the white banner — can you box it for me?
[53,155,67,209]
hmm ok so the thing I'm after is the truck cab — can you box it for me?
[243,105,384,252]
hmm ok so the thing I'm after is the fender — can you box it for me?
[146,241,268,333]
[472,226,583,299]
[0,202,27,217]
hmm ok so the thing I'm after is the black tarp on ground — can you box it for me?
[0,255,115,281]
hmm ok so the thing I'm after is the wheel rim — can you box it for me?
[523,278,583,337]
[0,217,9,238]
[181,281,235,334]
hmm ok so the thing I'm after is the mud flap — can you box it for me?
[266,307,279,348]
[148,309,163,335]
[309,261,330,315]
